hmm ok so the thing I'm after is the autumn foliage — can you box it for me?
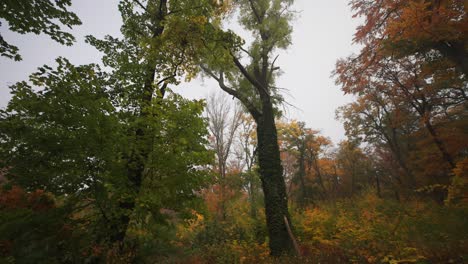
[0,0,467,263]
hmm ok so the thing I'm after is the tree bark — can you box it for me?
[256,99,295,256]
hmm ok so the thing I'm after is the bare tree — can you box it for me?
[233,113,260,219]
[206,92,243,220]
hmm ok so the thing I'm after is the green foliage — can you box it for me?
[1,0,466,262]
[133,92,214,225]
[86,0,220,107]
[0,0,81,60]
[237,0,294,50]
[200,0,296,115]
[0,57,122,194]
[0,56,213,261]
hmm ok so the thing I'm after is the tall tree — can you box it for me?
[335,140,373,196]
[201,0,297,256]
[206,92,243,220]
[336,0,467,184]
[337,94,417,189]
[87,0,219,247]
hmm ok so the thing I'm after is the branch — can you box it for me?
[248,0,263,24]
[230,51,269,96]
[239,46,254,58]
[167,5,205,16]
[133,0,148,11]
[268,54,280,83]
[156,50,185,86]
[201,65,261,119]
[159,0,166,16]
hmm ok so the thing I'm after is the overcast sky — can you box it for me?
[0,0,360,143]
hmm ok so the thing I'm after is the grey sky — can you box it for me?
[0,0,360,143]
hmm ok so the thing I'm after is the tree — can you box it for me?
[337,94,417,189]
[235,114,261,220]
[350,0,467,76]
[278,120,331,206]
[335,141,373,197]
[86,0,220,247]
[200,0,298,255]
[206,92,243,220]
[0,0,81,61]
[0,54,213,260]
[336,53,465,170]
[0,58,121,195]
[335,0,467,194]
[0,58,125,261]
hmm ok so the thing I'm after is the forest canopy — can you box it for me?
[0,0,466,263]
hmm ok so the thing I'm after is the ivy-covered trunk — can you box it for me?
[256,99,295,256]
[202,0,298,255]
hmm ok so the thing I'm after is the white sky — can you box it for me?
[0,0,360,143]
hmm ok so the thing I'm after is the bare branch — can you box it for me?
[230,51,269,96]
[268,54,280,83]
[239,46,254,58]
[133,0,148,11]
[201,65,262,119]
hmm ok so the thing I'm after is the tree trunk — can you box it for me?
[387,128,416,188]
[312,155,327,197]
[424,119,455,169]
[220,161,227,221]
[110,62,157,248]
[256,100,295,256]
[110,0,168,247]
[248,170,258,220]
[298,152,307,208]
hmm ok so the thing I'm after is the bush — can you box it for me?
[295,190,468,263]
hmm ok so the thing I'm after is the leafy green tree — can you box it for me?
[0,58,123,262]
[0,0,81,61]
[200,0,298,256]
[0,57,122,194]
[0,54,213,260]
[86,0,220,247]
